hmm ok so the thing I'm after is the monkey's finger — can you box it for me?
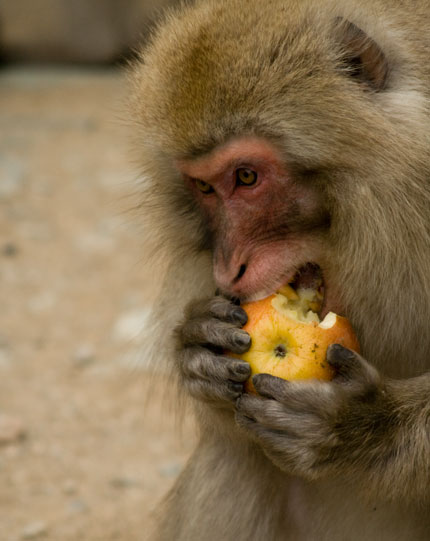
[187,297,248,326]
[252,374,290,401]
[327,344,380,388]
[252,375,336,414]
[186,378,244,405]
[235,410,259,431]
[253,376,338,415]
[181,318,251,352]
[181,347,251,382]
[235,394,304,433]
[236,408,289,442]
[235,408,337,476]
[236,419,328,477]
[235,410,300,449]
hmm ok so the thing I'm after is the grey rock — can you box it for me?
[67,499,89,514]
[158,462,182,478]
[0,155,26,198]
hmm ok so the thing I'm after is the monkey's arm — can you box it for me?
[176,296,251,410]
[235,344,430,501]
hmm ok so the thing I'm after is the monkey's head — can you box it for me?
[130,0,429,372]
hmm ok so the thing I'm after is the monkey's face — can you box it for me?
[178,135,330,304]
[132,4,387,318]
[132,0,428,338]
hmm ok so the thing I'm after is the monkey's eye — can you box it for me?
[236,168,258,186]
[195,179,214,194]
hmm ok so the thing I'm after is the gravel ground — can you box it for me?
[0,66,195,541]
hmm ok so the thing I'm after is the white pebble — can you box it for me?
[21,521,48,539]
[112,308,151,344]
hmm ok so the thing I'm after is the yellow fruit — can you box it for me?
[230,288,360,392]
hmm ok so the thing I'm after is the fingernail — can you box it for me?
[235,333,251,346]
[233,309,248,325]
[236,363,250,375]
[330,344,352,358]
[252,374,265,386]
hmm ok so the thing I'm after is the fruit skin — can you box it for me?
[231,295,360,393]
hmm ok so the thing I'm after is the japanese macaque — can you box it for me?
[129,0,430,539]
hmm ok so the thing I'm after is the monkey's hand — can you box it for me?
[176,297,252,409]
[235,344,430,500]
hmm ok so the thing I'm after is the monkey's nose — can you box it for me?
[233,264,247,283]
[214,260,248,294]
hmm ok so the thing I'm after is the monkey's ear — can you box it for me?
[335,18,389,91]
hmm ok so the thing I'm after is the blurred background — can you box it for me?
[0,2,195,540]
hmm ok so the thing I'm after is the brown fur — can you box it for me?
[128,1,430,539]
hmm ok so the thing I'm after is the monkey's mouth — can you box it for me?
[289,263,326,317]
[290,262,323,291]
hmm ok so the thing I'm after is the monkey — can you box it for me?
[128,0,430,539]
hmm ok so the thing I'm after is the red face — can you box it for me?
[178,136,330,302]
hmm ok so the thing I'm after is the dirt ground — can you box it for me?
[0,66,195,541]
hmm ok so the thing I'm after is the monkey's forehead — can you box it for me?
[128,0,398,161]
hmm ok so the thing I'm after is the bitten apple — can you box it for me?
[230,285,360,392]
